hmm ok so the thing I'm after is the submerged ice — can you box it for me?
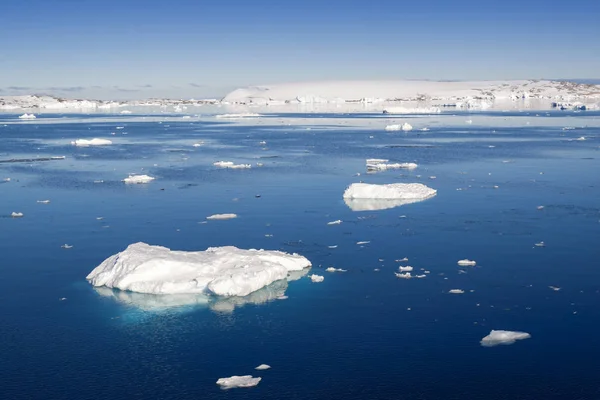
[86,242,312,297]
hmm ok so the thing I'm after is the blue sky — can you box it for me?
[1,0,598,99]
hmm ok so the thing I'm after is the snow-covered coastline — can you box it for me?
[2,80,599,113]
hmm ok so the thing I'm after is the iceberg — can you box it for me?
[366,159,418,171]
[213,161,252,169]
[71,138,113,147]
[480,330,531,347]
[86,242,312,297]
[327,220,342,225]
[216,376,261,389]
[309,274,324,282]
[398,266,413,272]
[18,113,36,119]
[457,259,476,266]
[11,212,24,218]
[206,213,238,220]
[255,364,271,370]
[448,289,465,294]
[123,175,155,184]
[383,106,441,114]
[343,183,436,211]
[325,267,347,272]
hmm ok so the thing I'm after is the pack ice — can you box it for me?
[86,242,312,297]
[343,183,436,211]
[480,330,531,347]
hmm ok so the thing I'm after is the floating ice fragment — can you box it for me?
[457,259,477,266]
[480,330,531,347]
[310,274,324,283]
[366,159,417,171]
[86,242,311,297]
[576,136,586,141]
[535,241,545,247]
[398,266,413,272]
[37,200,50,204]
[549,286,561,291]
[448,289,465,294]
[343,183,436,211]
[120,110,132,114]
[216,376,261,389]
[71,138,112,146]
[213,161,252,169]
[192,142,203,147]
[396,257,409,262]
[327,220,342,225]
[537,206,544,210]
[325,267,347,272]
[61,244,73,249]
[206,214,238,220]
[259,141,267,145]
[59,297,67,301]
[328,245,338,249]
[356,241,370,245]
[18,113,36,119]
[395,272,413,279]
[123,175,155,184]
[11,212,24,218]
[255,364,271,370]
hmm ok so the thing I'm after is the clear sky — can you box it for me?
[1,0,598,99]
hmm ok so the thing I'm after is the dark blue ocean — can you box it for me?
[1,109,599,399]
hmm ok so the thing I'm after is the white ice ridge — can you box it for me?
[213,161,252,169]
[18,113,36,119]
[216,376,261,389]
[221,80,600,105]
[383,107,441,114]
[366,159,418,171]
[343,183,436,211]
[215,113,261,119]
[122,174,155,184]
[457,259,477,266]
[86,242,312,297]
[71,138,112,146]
[480,330,531,347]
[206,213,238,220]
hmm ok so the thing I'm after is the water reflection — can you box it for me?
[344,197,429,211]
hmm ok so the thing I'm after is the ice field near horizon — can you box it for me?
[1,108,600,399]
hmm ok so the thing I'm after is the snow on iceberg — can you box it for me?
[383,106,441,114]
[18,113,36,119]
[480,330,531,347]
[86,242,312,297]
[366,159,418,171]
[123,174,155,184]
[343,183,436,211]
[213,161,252,169]
[216,375,261,389]
[71,138,113,147]
[206,213,238,220]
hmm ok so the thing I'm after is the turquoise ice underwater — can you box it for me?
[1,109,600,399]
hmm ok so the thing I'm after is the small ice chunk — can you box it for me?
[396,257,409,262]
[259,141,267,145]
[401,123,413,131]
[576,136,586,141]
[61,244,73,249]
[457,259,476,266]
[255,364,271,370]
[206,213,238,220]
[123,175,155,184]
[537,206,544,210]
[344,183,436,211]
[549,286,561,291]
[325,267,347,272]
[398,266,413,272]
[37,200,50,204]
[18,113,36,119]
[328,245,338,249]
[192,142,203,147]
[366,159,418,171]
[535,241,545,247]
[480,330,531,347]
[309,274,324,283]
[327,220,342,225]
[71,138,112,146]
[395,272,413,279]
[384,124,402,131]
[216,375,261,389]
[11,212,24,218]
[448,289,465,294]
[213,161,252,169]
[356,241,370,245]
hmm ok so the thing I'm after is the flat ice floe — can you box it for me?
[366,159,418,171]
[206,213,238,220]
[448,289,465,294]
[122,174,155,184]
[213,161,252,169]
[216,375,261,389]
[18,113,36,119]
[255,364,271,370]
[457,259,477,266]
[343,183,436,211]
[325,267,347,272]
[327,220,342,225]
[86,242,312,297]
[480,330,531,347]
[71,138,113,146]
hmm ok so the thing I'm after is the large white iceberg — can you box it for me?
[216,375,261,389]
[343,183,436,211]
[86,242,312,297]
[480,330,531,347]
[71,138,113,147]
